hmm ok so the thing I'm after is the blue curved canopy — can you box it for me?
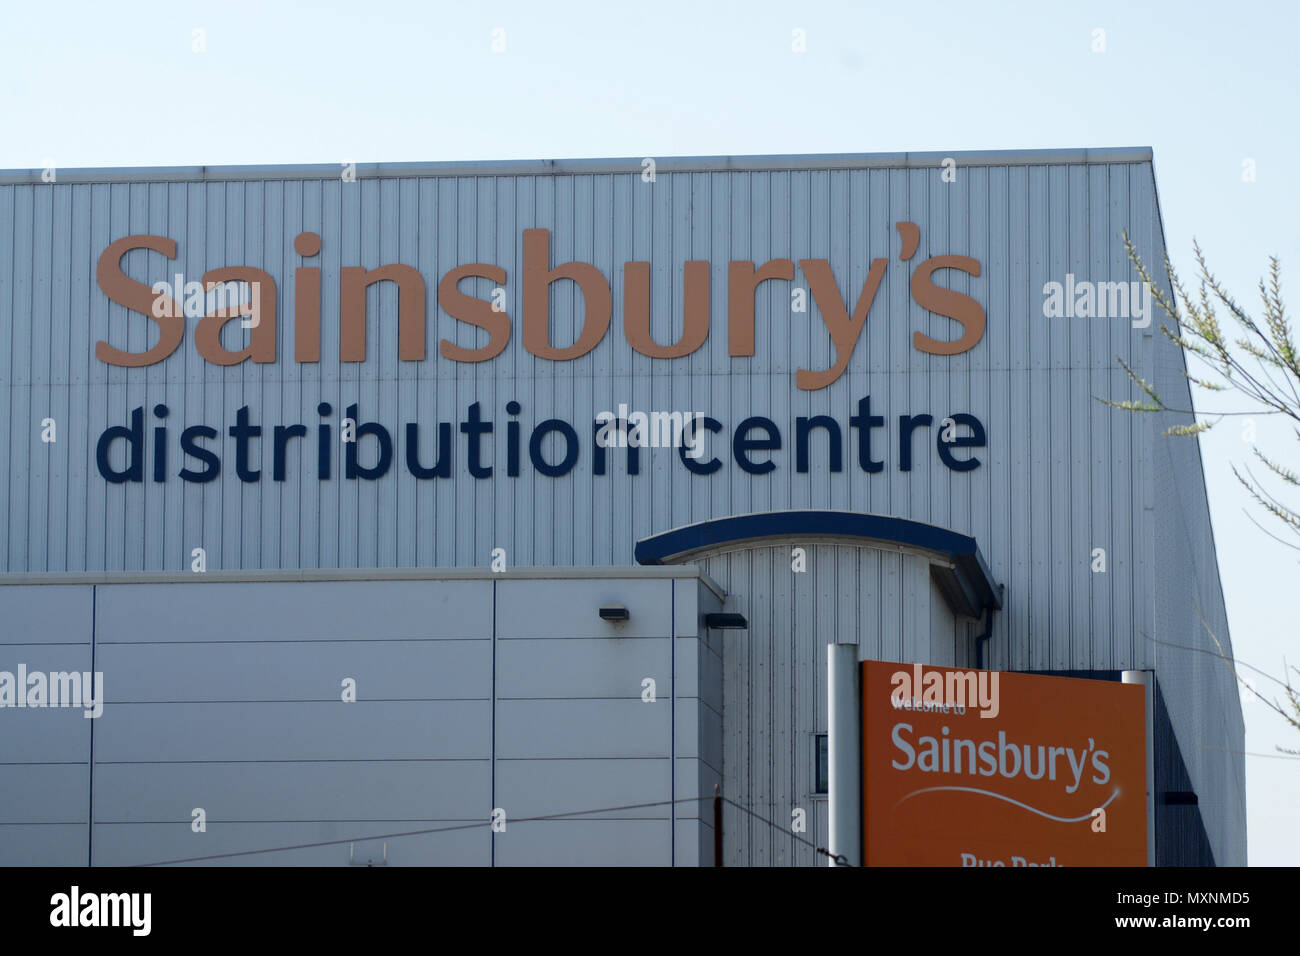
[635,510,1001,617]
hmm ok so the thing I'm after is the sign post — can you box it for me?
[828,644,861,867]
[1122,670,1157,866]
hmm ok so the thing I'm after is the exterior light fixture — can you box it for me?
[599,604,630,622]
[704,612,748,630]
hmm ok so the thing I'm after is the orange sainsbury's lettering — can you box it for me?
[92,231,986,384]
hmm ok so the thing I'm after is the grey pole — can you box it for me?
[827,643,861,867]
[1122,669,1156,866]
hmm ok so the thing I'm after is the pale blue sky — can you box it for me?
[2,0,1296,865]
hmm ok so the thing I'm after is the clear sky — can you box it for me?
[2,0,1296,865]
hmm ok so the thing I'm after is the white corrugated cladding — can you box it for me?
[0,149,1245,863]
[1144,203,1247,865]
[695,543,965,865]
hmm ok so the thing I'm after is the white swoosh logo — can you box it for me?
[894,786,1120,823]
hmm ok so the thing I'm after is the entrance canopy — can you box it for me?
[636,510,1001,619]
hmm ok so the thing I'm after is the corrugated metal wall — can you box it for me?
[3,161,1147,630]
[0,153,1245,864]
[1144,210,1248,865]
[1152,676,1217,865]
[694,542,963,866]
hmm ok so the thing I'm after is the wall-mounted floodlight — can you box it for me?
[704,612,748,630]
[599,604,630,622]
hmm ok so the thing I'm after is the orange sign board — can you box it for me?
[862,662,1147,866]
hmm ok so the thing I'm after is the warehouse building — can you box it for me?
[0,148,1245,865]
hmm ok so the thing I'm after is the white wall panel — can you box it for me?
[0,570,718,866]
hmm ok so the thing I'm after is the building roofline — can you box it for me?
[0,147,1154,186]
[0,564,725,599]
